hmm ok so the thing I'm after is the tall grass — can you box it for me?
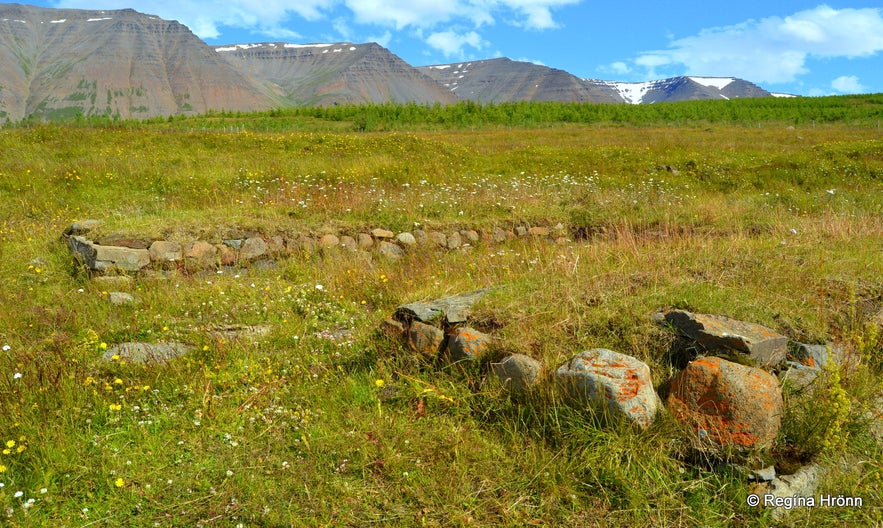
[0,103,881,525]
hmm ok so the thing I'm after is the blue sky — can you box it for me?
[31,1,883,96]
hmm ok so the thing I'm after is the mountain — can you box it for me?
[214,42,455,106]
[586,76,772,104]
[418,58,622,104]
[0,5,779,122]
[0,3,274,121]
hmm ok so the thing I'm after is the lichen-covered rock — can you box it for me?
[555,349,659,428]
[654,310,787,368]
[396,232,417,246]
[445,327,490,362]
[406,321,445,359]
[666,356,784,448]
[492,354,542,395]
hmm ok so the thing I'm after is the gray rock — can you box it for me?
[778,361,821,393]
[65,219,102,236]
[395,288,490,326]
[108,292,136,306]
[97,234,153,249]
[223,239,243,250]
[149,240,182,262]
[357,233,374,249]
[654,309,787,368]
[491,354,542,395]
[240,237,268,260]
[789,342,832,369]
[514,226,528,237]
[766,464,825,519]
[446,232,462,250]
[412,229,428,245]
[427,231,447,248]
[207,324,272,342]
[555,349,659,428]
[103,342,193,364]
[395,232,417,246]
[69,236,151,272]
[490,227,508,243]
[460,230,480,243]
[406,321,445,359]
[339,235,358,251]
[378,241,404,260]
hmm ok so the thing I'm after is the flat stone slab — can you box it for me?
[69,236,151,272]
[395,288,490,325]
[555,349,659,428]
[103,342,194,364]
[654,309,787,368]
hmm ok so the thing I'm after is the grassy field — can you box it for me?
[0,103,882,526]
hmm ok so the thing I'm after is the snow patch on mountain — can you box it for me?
[689,77,735,90]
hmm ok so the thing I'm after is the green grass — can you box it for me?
[0,100,882,526]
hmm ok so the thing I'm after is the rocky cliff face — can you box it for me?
[0,4,273,121]
[419,58,622,104]
[214,42,456,106]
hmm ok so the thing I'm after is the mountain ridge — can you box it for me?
[0,4,777,122]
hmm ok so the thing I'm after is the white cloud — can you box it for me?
[426,30,484,57]
[831,75,866,94]
[628,5,883,84]
[54,0,579,39]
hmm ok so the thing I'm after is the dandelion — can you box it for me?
[375,379,385,388]
[114,378,124,385]
[109,404,122,411]
[114,477,125,488]
[6,440,15,449]
[0,465,6,473]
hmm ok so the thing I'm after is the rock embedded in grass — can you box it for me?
[654,309,787,368]
[445,327,491,363]
[491,354,542,395]
[318,234,339,249]
[555,349,659,429]
[406,321,445,359]
[103,342,194,364]
[149,240,183,262]
[666,356,783,448]
[240,236,268,260]
[395,232,417,246]
[378,241,404,260]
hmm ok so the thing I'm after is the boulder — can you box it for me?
[666,356,784,448]
[427,231,447,248]
[492,354,542,395]
[555,349,659,428]
[654,310,787,368]
[446,232,462,250]
[103,342,193,364]
[765,464,825,519]
[460,230,480,244]
[445,327,491,362]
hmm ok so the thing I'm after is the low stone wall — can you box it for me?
[64,220,570,274]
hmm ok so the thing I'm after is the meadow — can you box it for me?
[0,98,882,526]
